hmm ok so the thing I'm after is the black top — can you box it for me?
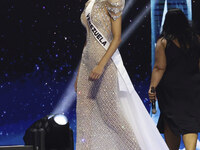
[156,39,200,135]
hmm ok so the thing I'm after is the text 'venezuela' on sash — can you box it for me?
[86,13,107,47]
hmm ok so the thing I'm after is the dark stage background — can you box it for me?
[0,0,199,146]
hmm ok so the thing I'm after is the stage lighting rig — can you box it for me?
[24,114,74,150]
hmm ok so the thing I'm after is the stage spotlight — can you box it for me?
[24,114,74,150]
[45,114,73,150]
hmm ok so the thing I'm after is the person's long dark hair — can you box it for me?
[160,9,199,52]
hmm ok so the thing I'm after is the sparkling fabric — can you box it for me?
[76,0,141,149]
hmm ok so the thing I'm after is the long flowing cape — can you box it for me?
[85,0,169,149]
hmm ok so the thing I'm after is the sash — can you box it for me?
[85,0,133,93]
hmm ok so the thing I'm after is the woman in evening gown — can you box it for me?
[149,9,200,150]
[75,0,169,149]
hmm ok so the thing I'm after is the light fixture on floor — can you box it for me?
[24,114,74,150]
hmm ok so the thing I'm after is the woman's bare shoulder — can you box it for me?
[157,37,167,49]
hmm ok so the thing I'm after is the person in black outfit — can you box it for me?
[149,9,200,150]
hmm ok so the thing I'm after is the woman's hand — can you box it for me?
[148,87,157,103]
[89,65,104,81]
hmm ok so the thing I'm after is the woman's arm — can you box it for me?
[149,38,167,100]
[89,16,122,80]
[99,17,122,67]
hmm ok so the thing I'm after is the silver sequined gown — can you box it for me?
[76,0,141,149]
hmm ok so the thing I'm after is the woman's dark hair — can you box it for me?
[160,8,199,51]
